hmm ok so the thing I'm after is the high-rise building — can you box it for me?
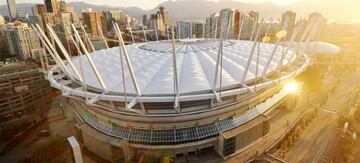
[282,10,296,40]
[29,15,44,29]
[142,15,148,27]
[219,8,236,38]
[159,6,169,27]
[146,7,168,38]
[103,10,126,30]
[16,11,27,19]
[42,13,57,27]
[32,4,46,17]
[240,14,251,40]
[82,11,108,37]
[55,12,73,55]
[205,17,211,38]
[4,22,41,59]
[6,0,17,21]
[207,12,219,38]
[241,10,259,40]
[248,10,259,21]
[233,9,241,38]
[308,12,327,41]
[176,21,192,39]
[59,0,67,13]
[44,0,59,14]
[192,22,204,38]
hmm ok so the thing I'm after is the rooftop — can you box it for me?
[66,39,296,96]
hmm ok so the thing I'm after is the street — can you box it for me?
[285,69,360,163]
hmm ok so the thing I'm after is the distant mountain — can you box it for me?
[285,0,360,21]
[68,2,146,19]
[0,0,286,21]
[148,0,283,21]
[0,0,358,22]
[0,2,147,19]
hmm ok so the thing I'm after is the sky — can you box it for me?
[0,0,302,10]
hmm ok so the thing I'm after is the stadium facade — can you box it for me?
[33,19,317,161]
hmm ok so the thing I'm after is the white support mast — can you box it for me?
[212,28,224,102]
[112,22,129,110]
[237,16,245,40]
[80,24,95,52]
[226,15,231,39]
[202,23,205,38]
[171,23,180,113]
[303,21,320,53]
[190,22,193,39]
[46,24,84,83]
[141,23,147,42]
[31,24,71,78]
[114,22,146,113]
[153,20,159,41]
[64,26,83,57]
[296,21,313,54]
[32,24,69,76]
[71,24,108,92]
[240,19,263,84]
[276,21,304,70]
[249,18,258,41]
[96,21,109,48]
[178,22,181,39]
[261,23,288,77]
[126,20,135,44]
[63,26,91,101]
[214,18,218,39]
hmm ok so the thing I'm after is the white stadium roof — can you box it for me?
[289,41,341,54]
[66,40,297,96]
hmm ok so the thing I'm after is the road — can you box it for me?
[285,70,360,163]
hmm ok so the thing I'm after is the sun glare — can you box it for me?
[284,81,299,93]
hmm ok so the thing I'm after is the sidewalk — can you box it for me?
[227,107,303,162]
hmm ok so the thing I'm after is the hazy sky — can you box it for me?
[1,0,302,10]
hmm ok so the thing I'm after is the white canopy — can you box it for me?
[289,41,341,54]
[67,40,296,95]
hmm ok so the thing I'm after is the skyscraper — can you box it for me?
[248,10,259,21]
[59,0,67,13]
[159,6,169,27]
[145,7,168,38]
[233,9,242,38]
[282,10,296,40]
[32,4,46,17]
[192,22,204,38]
[308,12,327,41]
[44,0,59,14]
[4,22,41,59]
[103,10,126,30]
[6,0,17,21]
[142,15,148,27]
[207,12,219,38]
[176,21,192,39]
[219,8,235,38]
[82,11,108,36]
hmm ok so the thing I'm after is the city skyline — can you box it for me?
[1,0,360,22]
[1,0,302,10]
[0,0,360,163]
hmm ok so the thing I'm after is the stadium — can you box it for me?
[34,21,317,161]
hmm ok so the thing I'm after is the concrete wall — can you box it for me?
[82,130,113,161]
